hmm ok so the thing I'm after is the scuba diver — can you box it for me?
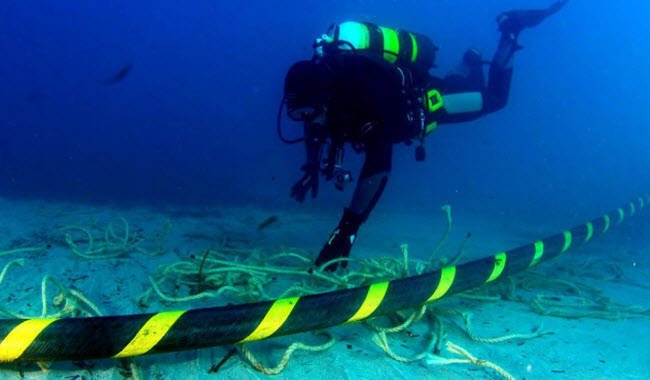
[280,1,569,271]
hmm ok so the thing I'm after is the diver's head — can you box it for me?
[284,60,331,121]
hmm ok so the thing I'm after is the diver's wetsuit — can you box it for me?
[286,0,569,270]
[309,33,517,221]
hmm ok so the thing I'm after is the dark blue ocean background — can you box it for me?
[2,0,649,220]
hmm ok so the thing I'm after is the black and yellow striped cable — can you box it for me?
[0,194,647,363]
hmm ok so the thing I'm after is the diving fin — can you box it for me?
[497,0,569,37]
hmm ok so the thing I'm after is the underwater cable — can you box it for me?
[0,194,647,363]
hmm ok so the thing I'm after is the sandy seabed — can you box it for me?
[0,196,648,380]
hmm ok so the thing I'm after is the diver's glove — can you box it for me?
[497,0,569,38]
[290,164,319,202]
[315,208,364,271]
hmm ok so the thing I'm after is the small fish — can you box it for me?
[102,64,133,85]
[257,215,278,230]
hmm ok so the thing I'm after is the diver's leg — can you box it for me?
[347,139,392,222]
[497,0,569,38]
[444,48,486,93]
[484,33,518,113]
[485,0,569,113]
[315,140,392,270]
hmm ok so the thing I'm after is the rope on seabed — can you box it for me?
[55,217,170,259]
[238,333,336,375]
[428,341,517,380]
[0,246,48,257]
[0,259,102,319]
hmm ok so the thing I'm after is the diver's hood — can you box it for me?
[284,60,332,117]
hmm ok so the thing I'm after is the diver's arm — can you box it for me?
[303,120,324,170]
[290,119,326,202]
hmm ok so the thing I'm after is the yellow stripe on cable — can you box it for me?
[629,202,636,216]
[561,231,572,254]
[603,215,610,233]
[427,266,456,302]
[114,310,186,358]
[530,241,544,267]
[0,319,57,362]
[239,297,299,343]
[486,252,506,283]
[347,281,389,323]
[638,197,645,209]
[617,208,625,224]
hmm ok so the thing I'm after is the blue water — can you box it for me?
[1,0,649,215]
[1,2,650,378]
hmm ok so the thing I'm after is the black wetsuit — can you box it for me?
[306,33,519,223]
[286,1,568,271]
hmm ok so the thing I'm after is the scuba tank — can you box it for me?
[280,22,444,167]
[315,21,438,75]
[312,22,444,163]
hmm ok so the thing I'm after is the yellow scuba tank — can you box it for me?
[315,21,438,72]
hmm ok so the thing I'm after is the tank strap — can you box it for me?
[363,22,384,53]
[396,30,414,66]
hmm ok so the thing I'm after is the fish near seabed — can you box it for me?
[257,215,278,231]
[102,64,133,85]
